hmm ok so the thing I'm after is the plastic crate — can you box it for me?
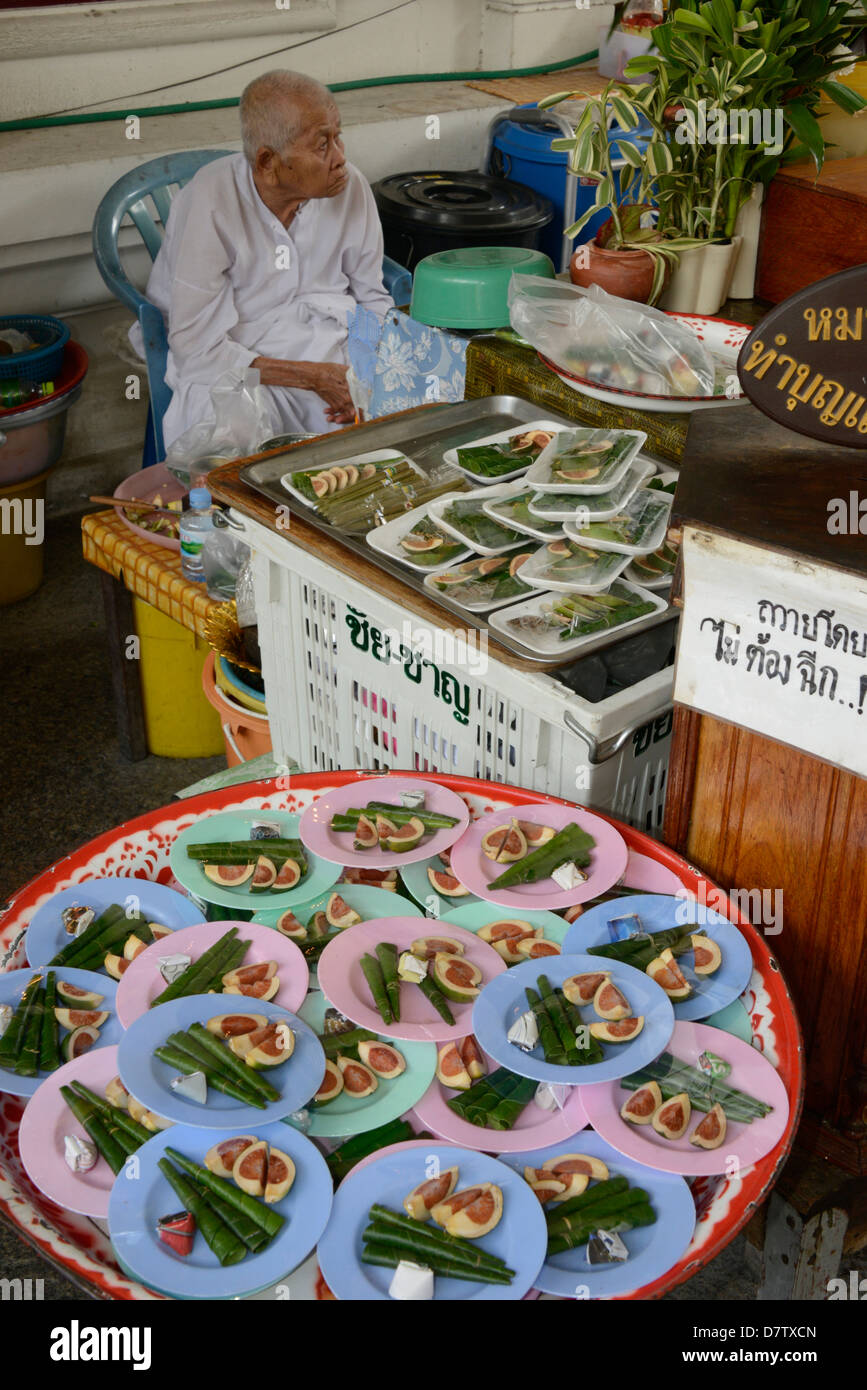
[246,520,675,835]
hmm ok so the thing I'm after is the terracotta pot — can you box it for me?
[569,238,658,303]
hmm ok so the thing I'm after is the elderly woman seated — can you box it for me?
[142,69,394,449]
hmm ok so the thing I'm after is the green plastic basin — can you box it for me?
[409,245,555,329]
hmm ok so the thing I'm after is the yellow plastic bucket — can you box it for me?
[0,467,49,605]
[132,597,225,758]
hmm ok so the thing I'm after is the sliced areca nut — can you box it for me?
[541,1153,609,1181]
[325,893,362,929]
[403,1166,459,1221]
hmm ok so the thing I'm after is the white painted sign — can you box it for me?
[674,528,867,779]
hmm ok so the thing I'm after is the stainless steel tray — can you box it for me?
[239,396,676,666]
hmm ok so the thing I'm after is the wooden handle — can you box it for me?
[89,494,168,510]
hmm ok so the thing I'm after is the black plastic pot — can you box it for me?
[372,170,554,272]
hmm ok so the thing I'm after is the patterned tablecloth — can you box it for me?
[80,508,222,638]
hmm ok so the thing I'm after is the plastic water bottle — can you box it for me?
[179,488,214,583]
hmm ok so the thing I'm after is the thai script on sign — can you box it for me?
[740,330,867,435]
[699,599,867,715]
[344,604,472,724]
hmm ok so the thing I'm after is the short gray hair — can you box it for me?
[239,70,335,163]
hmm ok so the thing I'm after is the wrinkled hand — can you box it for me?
[306,362,355,423]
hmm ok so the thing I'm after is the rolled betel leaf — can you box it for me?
[415,973,455,1025]
[375,942,401,1023]
[0,974,43,1065]
[360,954,394,1025]
[60,1085,128,1175]
[165,1148,285,1240]
[523,987,565,1065]
[157,1158,247,1266]
[38,971,60,1071]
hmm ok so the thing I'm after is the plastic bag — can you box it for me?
[202,515,250,602]
[163,367,274,483]
[0,328,37,355]
[508,275,715,398]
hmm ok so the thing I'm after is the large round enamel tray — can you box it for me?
[0,775,802,1300]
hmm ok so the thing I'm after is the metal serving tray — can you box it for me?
[239,396,676,665]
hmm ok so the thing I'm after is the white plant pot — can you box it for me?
[729,184,764,299]
[659,236,743,316]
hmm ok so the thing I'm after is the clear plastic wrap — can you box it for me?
[163,367,274,484]
[508,275,715,398]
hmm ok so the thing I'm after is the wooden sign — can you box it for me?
[737,264,867,449]
[674,527,867,779]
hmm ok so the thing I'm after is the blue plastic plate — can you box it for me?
[496,1130,695,1298]
[117,994,325,1128]
[0,967,121,1099]
[108,1121,333,1299]
[562,894,754,1023]
[25,878,205,969]
[317,1142,547,1300]
[472,953,674,1085]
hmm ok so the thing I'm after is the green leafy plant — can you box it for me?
[626,0,867,234]
[539,81,711,302]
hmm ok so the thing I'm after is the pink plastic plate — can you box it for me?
[449,803,628,909]
[298,777,471,869]
[114,921,309,1028]
[113,463,185,552]
[412,1038,589,1153]
[580,1020,791,1176]
[316,918,506,1043]
[18,1045,128,1220]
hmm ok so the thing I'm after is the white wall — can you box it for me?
[0,0,612,314]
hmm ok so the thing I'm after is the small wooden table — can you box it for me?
[81,508,223,760]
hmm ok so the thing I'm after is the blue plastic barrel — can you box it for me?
[490,104,651,263]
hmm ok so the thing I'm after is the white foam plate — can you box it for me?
[364,492,472,573]
[488,580,668,656]
[441,418,564,487]
[526,427,647,496]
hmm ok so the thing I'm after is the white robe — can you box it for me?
[139,153,394,448]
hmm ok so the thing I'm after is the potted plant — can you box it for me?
[624,0,867,301]
[539,81,710,305]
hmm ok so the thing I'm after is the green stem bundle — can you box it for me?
[154,1043,267,1108]
[165,1148,286,1239]
[620,1052,771,1122]
[375,943,401,1023]
[150,928,240,1007]
[360,954,393,1025]
[60,1086,128,1175]
[158,1158,247,1266]
[0,974,43,1066]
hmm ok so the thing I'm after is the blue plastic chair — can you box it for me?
[92,150,413,466]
